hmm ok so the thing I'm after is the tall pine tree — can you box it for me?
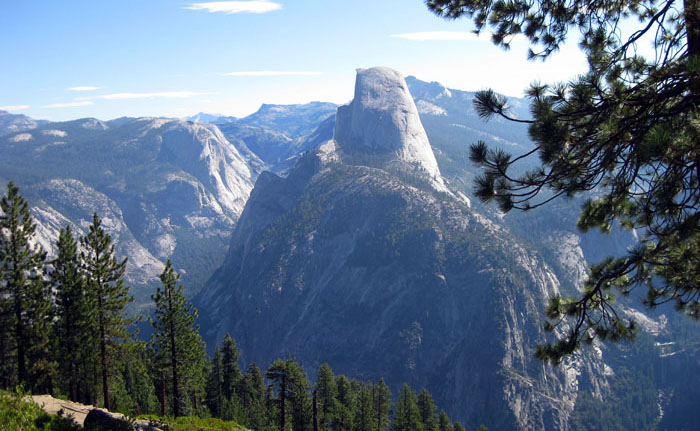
[267,359,312,431]
[240,362,268,430]
[81,212,133,410]
[334,375,354,431]
[353,383,377,431]
[0,182,50,390]
[222,333,242,401]
[150,259,206,417]
[374,378,391,431]
[206,348,225,417]
[392,384,422,431]
[417,388,438,431]
[315,363,337,431]
[51,225,93,401]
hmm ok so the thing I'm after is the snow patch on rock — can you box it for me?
[42,129,68,137]
[10,133,32,142]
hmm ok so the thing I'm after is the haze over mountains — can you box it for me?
[2,69,699,430]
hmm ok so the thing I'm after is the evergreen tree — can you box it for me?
[240,362,268,430]
[316,363,337,431]
[392,384,422,431]
[241,362,266,408]
[373,378,391,431]
[0,182,50,390]
[453,422,465,431]
[121,343,158,416]
[417,388,438,431]
[266,359,312,431]
[81,212,134,410]
[150,259,206,417]
[438,410,453,431]
[222,333,242,401]
[353,383,377,431]
[206,348,224,417]
[25,276,54,394]
[334,375,354,431]
[51,226,93,401]
[0,294,11,389]
[427,0,700,361]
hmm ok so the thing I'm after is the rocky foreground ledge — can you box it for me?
[30,394,162,430]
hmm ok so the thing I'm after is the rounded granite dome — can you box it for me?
[333,67,445,189]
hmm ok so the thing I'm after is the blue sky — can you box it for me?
[1,0,589,121]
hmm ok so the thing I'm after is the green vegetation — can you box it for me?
[0,182,53,392]
[80,212,135,411]
[138,415,244,431]
[150,260,207,417]
[428,0,700,362]
[0,389,81,431]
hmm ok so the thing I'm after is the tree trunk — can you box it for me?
[168,289,180,417]
[100,324,109,410]
[98,292,109,411]
[14,289,26,386]
[161,373,167,417]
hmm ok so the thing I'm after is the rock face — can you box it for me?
[197,142,587,430]
[335,68,447,191]
[0,116,260,301]
[196,68,600,430]
[0,110,48,136]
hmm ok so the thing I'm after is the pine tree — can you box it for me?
[353,383,377,431]
[427,0,700,361]
[452,423,465,431]
[121,343,158,416]
[392,384,422,431]
[266,359,312,431]
[334,375,354,431]
[417,388,438,431]
[316,363,337,431]
[150,259,206,417]
[240,362,268,430]
[241,362,266,408]
[206,348,224,417]
[0,182,50,390]
[222,333,242,401]
[438,410,453,431]
[0,296,11,389]
[52,226,93,401]
[374,378,391,431]
[81,212,134,410]
[25,276,54,394]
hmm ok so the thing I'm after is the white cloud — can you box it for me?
[0,105,30,111]
[42,101,94,109]
[86,91,211,100]
[184,1,282,14]
[391,31,481,41]
[223,71,321,76]
[67,86,101,91]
